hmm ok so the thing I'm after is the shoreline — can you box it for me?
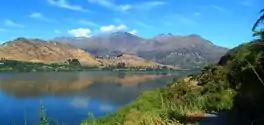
[80,63,236,125]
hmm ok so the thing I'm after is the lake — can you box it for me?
[0,71,196,125]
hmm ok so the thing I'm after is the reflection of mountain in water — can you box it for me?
[0,71,198,125]
[0,71,195,105]
[0,72,168,97]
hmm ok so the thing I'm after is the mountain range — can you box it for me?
[54,32,229,69]
[0,32,229,69]
[0,38,171,69]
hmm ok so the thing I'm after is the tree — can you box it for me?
[117,62,126,68]
[252,8,264,31]
[67,59,81,66]
[253,29,264,39]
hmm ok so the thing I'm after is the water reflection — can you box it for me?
[0,71,193,125]
[0,72,168,97]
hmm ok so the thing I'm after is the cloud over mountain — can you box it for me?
[68,28,92,37]
[100,24,127,32]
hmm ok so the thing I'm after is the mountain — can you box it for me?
[0,37,101,66]
[137,34,229,68]
[97,54,177,69]
[54,32,229,69]
[54,31,145,56]
[0,38,169,69]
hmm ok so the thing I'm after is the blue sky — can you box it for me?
[0,0,263,48]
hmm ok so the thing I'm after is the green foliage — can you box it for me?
[116,62,126,68]
[0,59,178,72]
[217,39,264,123]
[81,63,236,125]
[0,59,100,72]
[252,8,264,31]
[83,38,264,125]
[38,102,50,125]
[67,59,81,66]
[253,29,264,39]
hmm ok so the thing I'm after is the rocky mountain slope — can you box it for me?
[0,38,170,69]
[54,32,229,69]
[0,38,101,66]
[55,32,145,56]
[98,54,177,69]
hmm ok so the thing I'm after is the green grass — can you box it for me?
[0,59,178,72]
[81,70,236,125]
[80,40,264,125]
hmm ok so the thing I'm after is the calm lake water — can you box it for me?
[0,71,195,125]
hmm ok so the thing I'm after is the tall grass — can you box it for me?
[18,101,62,125]
[81,75,235,125]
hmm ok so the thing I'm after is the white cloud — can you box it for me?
[135,21,153,28]
[47,0,89,12]
[211,5,229,13]
[177,17,198,25]
[54,30,61,34]
[194,12,201,16]
[129,29,137,35]
[143,1,165,7]
[113,18,122,23]
[88,0,113,8]
[29,12,56,22]
[4,19,24,28]
[70,97,89,109]
[164,14,198,26]
[29,12,43,18]
[134,1,165,10]
[0,40,6,44]
[88,0,132,12]
[100,24,127,32]
[119,4,132,11]
[68,28,92,37]
[88,0,164,11]
[99,103,115,112]
[78,19,98,27]
[239,1,253,6]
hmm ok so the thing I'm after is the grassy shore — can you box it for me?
[80,39,264,125]
[0,59,177,72]
[81,68,236,125]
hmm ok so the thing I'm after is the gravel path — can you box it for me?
[199,112,228,125]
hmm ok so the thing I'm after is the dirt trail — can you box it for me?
[199,112,228,125]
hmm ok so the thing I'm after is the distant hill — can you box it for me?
[97,54,177,69]
[0,38,170,69]
[0,38,101,66]
[54,32,229,69]
[54,32,145,56]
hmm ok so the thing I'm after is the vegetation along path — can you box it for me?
[199,112,228,125]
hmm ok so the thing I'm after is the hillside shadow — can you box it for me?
[229,94,264,125]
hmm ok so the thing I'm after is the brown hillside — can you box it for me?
[0,38,100,66]
[98,54,177,69]
[55,32,228,69]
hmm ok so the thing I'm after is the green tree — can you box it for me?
[67,59,81,66]
[252,8,264,31]
[253,29,264,39]
[117,62,125,68]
